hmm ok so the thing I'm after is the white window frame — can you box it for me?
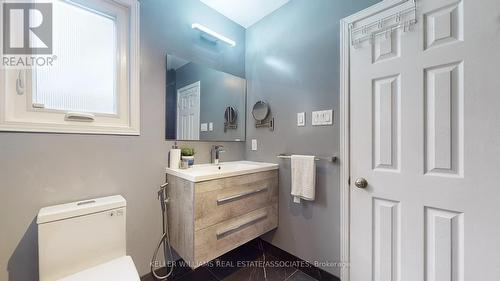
[0,0,140,135]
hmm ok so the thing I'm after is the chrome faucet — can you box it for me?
[211,145,225,165]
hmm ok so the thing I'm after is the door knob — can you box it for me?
[354,178,368,189]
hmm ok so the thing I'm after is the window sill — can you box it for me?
[0,122,140,136]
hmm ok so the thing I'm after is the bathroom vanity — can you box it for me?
[165,161,279,268]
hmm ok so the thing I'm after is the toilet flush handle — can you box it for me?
[77,200,96,206]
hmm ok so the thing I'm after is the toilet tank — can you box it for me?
[37,195,127,281]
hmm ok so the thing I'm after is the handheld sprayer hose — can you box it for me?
[150,185,174,280]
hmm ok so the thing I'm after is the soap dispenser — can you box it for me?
[169,142,181,169]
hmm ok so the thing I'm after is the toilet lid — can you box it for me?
[58,256,140,281]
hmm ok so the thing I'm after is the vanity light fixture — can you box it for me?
[191,23,236,47]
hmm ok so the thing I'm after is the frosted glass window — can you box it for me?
[33,1,117,115]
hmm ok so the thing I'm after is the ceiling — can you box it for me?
[200,0,290,28]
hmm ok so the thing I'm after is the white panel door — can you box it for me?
[177,81,200,140]
[350,1,500,281]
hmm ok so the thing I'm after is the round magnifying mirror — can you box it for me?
[224,106,237,124]
[252,101,269,122]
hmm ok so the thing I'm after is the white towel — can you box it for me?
[291,155,316,203]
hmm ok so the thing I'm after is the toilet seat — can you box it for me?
[58,256,140,281]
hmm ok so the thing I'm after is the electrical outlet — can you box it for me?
[200,123,208,131]
[297,112,305,127]
[209,122,214,131]
[251,139,258,151]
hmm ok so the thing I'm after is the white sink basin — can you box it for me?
[165,161,278,182]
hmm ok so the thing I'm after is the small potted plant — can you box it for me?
[181,147,195,167]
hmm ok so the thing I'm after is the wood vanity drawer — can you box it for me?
[167,169,279,269]
[194,205,278,265]
[194,170,278,231]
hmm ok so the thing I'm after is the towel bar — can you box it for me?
[277,154,337,162]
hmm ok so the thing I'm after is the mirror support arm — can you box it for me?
[255,117,274,131]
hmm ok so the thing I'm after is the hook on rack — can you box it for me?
[16,71,25,95]
[349,3,417,47]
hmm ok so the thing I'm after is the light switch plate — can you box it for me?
[312,111,321,126]
[251,139,258,151]
[297,112,305,127]
[200,123,208,131]
[209,122,214,131]
[323,109,333,125]
[312,109,333,126]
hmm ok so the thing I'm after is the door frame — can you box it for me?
[339,1,414,280]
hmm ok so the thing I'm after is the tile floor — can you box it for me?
[143,240,318,281]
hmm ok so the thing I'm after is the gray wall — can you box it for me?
[244,0,379,276]
[0,0,246,280]
[174,62,246,141]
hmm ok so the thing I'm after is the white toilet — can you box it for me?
[37,195,141,281]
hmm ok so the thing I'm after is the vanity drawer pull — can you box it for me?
[216,186,268,204]
[216,211,268,239]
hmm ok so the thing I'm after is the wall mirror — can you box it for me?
[252,100,274,131]
[165,54,246,141]
[252,101,269,121]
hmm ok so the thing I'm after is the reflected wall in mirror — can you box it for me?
[165,54,246,141]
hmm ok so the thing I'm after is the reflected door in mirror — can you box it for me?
[177,81,201,140]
